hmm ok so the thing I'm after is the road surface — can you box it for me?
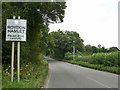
[44,57,118,89]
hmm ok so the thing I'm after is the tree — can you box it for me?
[91,46,99,53]
[2,2,66,64]
[46,30,85,59]
[109,47,119,52]
[98,44,101,48]
[85,44,93,54]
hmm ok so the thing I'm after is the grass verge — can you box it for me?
[2,60,48,88]
[0,66,2,90]
[62,60,120,74]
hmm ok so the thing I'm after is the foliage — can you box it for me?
[62,51,119,74]
[2,60,48,88]
[2,2,66,64]
[2,2,66,88]
[76,55,91,62]
[89,52,119,67]
[89,53,105,65]
[104,52,118,67]
[85,44,119,54]
[47,30,85,59]
[64,51,91,62]
[85,44,93,54]
[62,60,120,74]
[109,47,119,52]
[20,62,33,79]
[0,58,1,83]
[64,52,73,60]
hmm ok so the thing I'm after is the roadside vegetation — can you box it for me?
[63,51,120,74]
[2,2,66,88]
[2,2,119,88]
[46,30,119,74]
[2,60,48,88]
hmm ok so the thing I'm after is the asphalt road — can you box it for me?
[44,57,118,88]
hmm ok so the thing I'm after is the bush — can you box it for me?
[63,51,120,74]
[63,60,120,74]
[2,60,48,88]
[76,56,91,62]
[89,53,105,65]
[104,52,118,67]
[64,52,73,60]
[89,51,119,67]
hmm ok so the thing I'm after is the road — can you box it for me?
[44,57,118,89]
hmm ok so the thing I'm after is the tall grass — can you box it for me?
[2,60,48,88]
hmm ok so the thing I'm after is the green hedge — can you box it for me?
[76,56,91,62]
[62,60,119,74]
[89,51,119,67]
[64,52,73,60]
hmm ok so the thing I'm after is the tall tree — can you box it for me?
[47,30,85,59]
[85,44,93,54]
[2,2,66,64]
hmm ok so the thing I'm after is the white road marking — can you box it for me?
[87,76,112,88]
[45,66,52,88]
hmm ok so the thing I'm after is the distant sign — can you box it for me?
[6,19,27,41]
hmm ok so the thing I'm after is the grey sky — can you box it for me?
[49,0,118,48]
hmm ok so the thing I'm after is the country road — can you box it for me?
[44,57,118,89]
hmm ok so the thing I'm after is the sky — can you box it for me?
[49,0,119,48]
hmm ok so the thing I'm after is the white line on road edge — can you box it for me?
[45,66,52,88]
[87,77,113,88]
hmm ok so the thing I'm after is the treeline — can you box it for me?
[45,30,85,59]
[85,44,119,54]
[2,2,66,65]
[46,30,119,59]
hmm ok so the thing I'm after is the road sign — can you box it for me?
[6,19,27,41]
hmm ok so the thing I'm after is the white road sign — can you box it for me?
[6,19,27,41]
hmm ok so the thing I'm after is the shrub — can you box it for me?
[63,60,120,74]
[89,51,119,67]
[104,52,118,67]
[89,53,105,65]
[64,52,73,60]
[76,56,91,62]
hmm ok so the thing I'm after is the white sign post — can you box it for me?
[17,16,21,82]
[6,16,27,82]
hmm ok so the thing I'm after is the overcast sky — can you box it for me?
[49,0,119,48]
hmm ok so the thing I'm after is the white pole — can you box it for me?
[73,46,75,60]
[17,16,20,82]
[73,40,75,60]
[73,46,74,60]
[11,42,14,82]
[11,16,15,82]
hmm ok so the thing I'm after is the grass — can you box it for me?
[76,55,91,62]
[0,66,2,90]
[2,60,48,88]
[62,60,120,74]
